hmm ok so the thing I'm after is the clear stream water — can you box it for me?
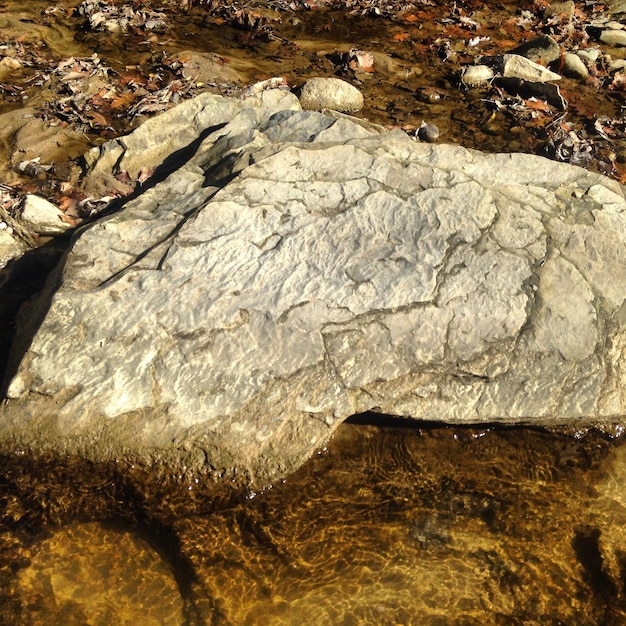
[2,419,626,624]
[2,1,626,624]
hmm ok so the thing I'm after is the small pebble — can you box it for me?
[417,123,440,143]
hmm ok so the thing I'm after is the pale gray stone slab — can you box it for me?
[2,91,625,485]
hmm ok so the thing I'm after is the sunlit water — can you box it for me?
[2,420,626,625]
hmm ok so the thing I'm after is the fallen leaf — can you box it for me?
[394,33,410,42]
[110,92,138,110]
[523,98,551,112]
[87,111,110,127]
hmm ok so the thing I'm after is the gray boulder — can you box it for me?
[500,54,561,81]
[482,54,562,82]
[2,91,625,485]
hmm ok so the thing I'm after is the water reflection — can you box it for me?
[2,420,626,625]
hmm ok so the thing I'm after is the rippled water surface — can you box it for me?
[2,420,626,625]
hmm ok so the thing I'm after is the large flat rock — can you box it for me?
[2,90,625,484]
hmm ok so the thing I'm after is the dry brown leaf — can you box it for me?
[110,92,138,110]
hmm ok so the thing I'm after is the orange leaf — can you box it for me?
[110,92,138,111]
[523,98,551,112]
[403,14,419,23]
[394,33,410,42]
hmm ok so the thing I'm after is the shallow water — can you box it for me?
[2,420,626,625]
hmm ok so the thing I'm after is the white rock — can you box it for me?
[0,229,26,268]
[577,48,600,65]
[600,29,626,46]
[562,52,589,78]
[299,77,364,112]
[20,194,72,236]
[462,64,494,87]
[501,54,562,82]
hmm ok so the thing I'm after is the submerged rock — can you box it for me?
[1,90,625,485]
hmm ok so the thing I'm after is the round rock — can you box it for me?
[299,77,364,113]
[462,64,494,87]
[417,123,440,143]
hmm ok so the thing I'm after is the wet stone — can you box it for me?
[299,77,364,112]
[417,122,440,143]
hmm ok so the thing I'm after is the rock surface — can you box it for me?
[562,52,589,79]
[2,90,626,485]
[20,194,73,236]
[499,54,562,82]
[600,29,626,46]
[0,230,26,269]
[462,64,494,87]
[299,77,364,112]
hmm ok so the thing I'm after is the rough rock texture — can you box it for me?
[0,230,26,269]
[2,90,626,485]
